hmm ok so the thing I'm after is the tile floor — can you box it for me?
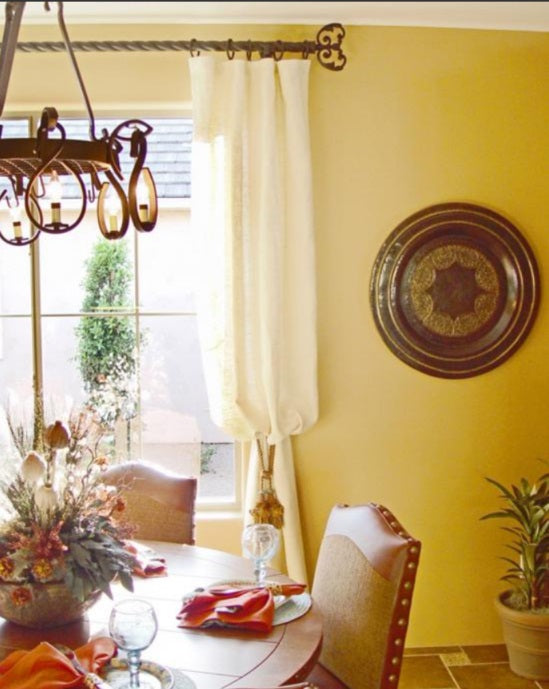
[400,645,549,689]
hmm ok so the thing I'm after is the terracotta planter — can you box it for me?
[0,582,101,628]
[495,592,549,680]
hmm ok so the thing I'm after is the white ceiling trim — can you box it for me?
[15,2,549,33]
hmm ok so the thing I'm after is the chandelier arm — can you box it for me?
[97,173,130,240]
[0,225,39,246]
[23,124,85,236]
[54,1,98,141]
[24,139,64,224]
[0,2,25,118]
[0,189,27,248]
[87,174,97,203]
[39,161,88,234]
[130,166,157,233]
[132,128,157,232]
[22,190,43,243]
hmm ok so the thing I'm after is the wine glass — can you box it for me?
[242,523,280,585]
[108,599,158,689]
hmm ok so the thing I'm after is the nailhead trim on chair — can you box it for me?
[373,504,421,689]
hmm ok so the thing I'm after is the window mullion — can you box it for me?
[133,229,143,459]
[30,240,44,451]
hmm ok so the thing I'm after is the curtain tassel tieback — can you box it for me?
[250,442,285,528]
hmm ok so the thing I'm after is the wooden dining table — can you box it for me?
[0,542,323,689]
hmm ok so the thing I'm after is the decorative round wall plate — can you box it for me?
[370,203,540,378]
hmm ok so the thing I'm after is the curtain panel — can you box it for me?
[190,56,317,582]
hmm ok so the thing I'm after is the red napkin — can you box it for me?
[0,637,116,689]
[177,583,306,633]
[125,541,168,578]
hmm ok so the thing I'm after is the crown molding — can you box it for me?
[15,2,549,32]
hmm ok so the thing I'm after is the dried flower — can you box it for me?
[34,485,58,513]
[0,413,137,605]
[0,557,15,579]
[43,421,70,449]
[114,496,126,513]
[11,587,32,607]
[20,452,46,485]
[12,523,66,561]
[31,558,54,581]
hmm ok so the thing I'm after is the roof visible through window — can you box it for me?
[0,117,192,200]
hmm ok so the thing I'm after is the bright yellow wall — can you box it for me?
[9,20,549,646]
[300,25,549,647]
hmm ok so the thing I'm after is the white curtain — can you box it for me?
[189,56,317,583]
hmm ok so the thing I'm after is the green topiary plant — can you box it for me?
[481,466,549,611]
[75,241,139,442]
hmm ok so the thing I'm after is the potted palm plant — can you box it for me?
[481,467,549,680]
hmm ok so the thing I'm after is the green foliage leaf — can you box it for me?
[482,466,549,610]
[74,239,143,428]
[118,569,134,593]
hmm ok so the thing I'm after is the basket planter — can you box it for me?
[0,582,101,628]
[496,592,549,681]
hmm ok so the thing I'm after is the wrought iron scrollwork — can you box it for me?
[0,2,159,246]
[316,23,347,72]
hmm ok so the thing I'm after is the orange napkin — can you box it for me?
[125,540,167,578]
[0,637,116,689]
[75,637,117,675]
[177,583,306,633]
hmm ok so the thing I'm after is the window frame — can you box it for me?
[0,110,240,513]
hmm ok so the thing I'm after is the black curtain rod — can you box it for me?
[11,22,347,71]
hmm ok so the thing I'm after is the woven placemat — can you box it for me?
[273,592,312,626]
[171,668,197,689]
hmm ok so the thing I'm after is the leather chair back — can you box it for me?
[102,461,197,544]
[310,503,421,689]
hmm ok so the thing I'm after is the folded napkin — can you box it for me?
[0,637,116,689]
[125,540,168,578]
[177,582,306,633]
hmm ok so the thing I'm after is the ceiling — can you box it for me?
[16,2,549,32]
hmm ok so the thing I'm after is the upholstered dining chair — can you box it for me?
[102,461,198,544]
[306,503,421,689]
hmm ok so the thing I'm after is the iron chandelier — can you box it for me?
[0,1,158,246]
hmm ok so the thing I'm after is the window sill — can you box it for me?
[196,509,242,522]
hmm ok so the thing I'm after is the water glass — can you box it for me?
[242,523,280,585]
[109,599,158,689]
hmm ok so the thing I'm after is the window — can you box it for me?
[0,116,236,506]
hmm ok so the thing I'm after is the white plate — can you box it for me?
[102,658,174,689]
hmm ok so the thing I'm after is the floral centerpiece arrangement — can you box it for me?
[0,409,136,627]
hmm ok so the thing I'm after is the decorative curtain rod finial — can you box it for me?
[316,23,346,71]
